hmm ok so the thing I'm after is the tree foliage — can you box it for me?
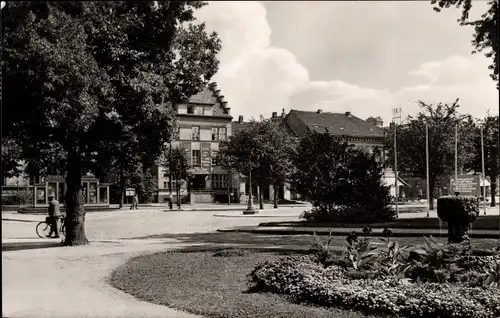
[292,131,394,223]
[218,119,296,208]
[366,116,384,128]
[161,144,191,188]
[2,1,221,245]
[384,99,476,209]
[431,0,499,88]
[465,115,499,206]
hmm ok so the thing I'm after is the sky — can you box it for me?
[194,1,499,125]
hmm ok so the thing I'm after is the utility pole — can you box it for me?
[455,124,459,195]
[392,108,402,218]
[169,141,173,195]
[426,123,430,217]
[481,126,486,215]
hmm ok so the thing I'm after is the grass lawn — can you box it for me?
[131,232,500,251]
[110,250,379,318]
[260,215,500,230]
[112,233,500,317]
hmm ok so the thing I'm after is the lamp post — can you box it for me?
[244,167,256,214]
[426,123,430,217]
[454,124,459,195]
[392,107,402,218]
[480,126,486,215]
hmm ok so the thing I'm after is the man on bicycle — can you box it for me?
[47,194,61,238]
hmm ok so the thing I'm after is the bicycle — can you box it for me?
[36,216,65,238]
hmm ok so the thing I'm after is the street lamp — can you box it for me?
[425,123,430,217]
[243,166,256,214]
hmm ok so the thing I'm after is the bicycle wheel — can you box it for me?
[36,222,51,238]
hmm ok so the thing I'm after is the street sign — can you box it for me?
[455,175,480,196]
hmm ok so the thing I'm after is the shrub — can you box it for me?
[213,248,250,257]
[300,205,396,223]
[248,256,500,318]
[437,196,479,224]
[1,190,33,205]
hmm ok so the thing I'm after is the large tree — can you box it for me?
[384,99,476,210]
[431,0,499,88]
[3,1,221,245]
[292,131,394,223]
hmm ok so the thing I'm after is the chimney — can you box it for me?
[345,111,351,116]
[317,109,322,114]
[238,115,243,123]
[272,112,277,118]
[282,108,285,116]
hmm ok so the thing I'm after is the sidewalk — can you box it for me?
[2,239,205,318]
[2,237,321,318]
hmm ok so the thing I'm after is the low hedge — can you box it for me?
[437,196,479,224]
[249,256,500,318]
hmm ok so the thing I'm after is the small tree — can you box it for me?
[255,120,297,208]
[292,131,394,223]
[161,145,190,207]
[219,119,296,209]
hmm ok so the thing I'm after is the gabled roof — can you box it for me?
[289,110,384,138]
[187,82,231,116]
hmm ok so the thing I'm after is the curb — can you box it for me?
[217,227,500,239]
[213,214,300,218]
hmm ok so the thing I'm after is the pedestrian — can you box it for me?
[167,193,173,210]
[130,194,139,210]
[47,194,61,238]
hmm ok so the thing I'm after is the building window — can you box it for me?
[192,150,201,166]
[211,150,218,165]
[188,105,203,115]
[212,127,227,141]
[212,127,219,141]
[192,126,200,140]
[163,181,167,188]
[219,127,227,141]
[211,174,228,189]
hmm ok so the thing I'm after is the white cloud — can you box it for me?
[195,1,498,126]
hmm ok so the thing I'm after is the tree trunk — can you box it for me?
[258,184,263,209]
[119,162,125,208]
[429,185,435,211]
[273,184,279,209]
[490,177,497,207]
[64,150,89,246]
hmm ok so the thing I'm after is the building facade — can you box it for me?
[156,83,238,204]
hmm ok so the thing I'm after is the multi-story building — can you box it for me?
[156,82,238,204]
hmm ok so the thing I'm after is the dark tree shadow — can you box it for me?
[2,241,63,252]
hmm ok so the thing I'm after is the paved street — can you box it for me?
[2,206,307,318]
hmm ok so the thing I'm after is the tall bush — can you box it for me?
[292,131,395,223]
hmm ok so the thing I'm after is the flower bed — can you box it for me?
[248,231,500,318]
